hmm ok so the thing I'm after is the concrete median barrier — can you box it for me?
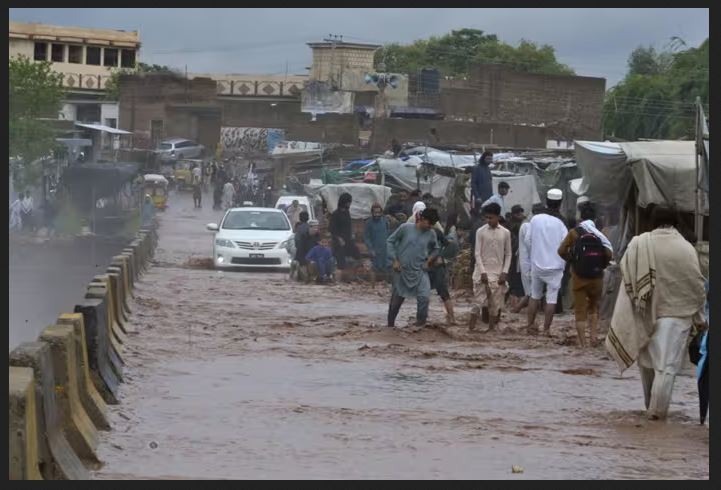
[86,282,127,353]
[9,366,43,480]
[114,254,136,295]
[108,263,132,310]
[56,313,110,431]
[9,342,90,480]
[92,275,129,336]
[128,240,146,273]
[107,266,132,317]
[74,298,122,403]
[39,325,101,467]
[123,248,141,280]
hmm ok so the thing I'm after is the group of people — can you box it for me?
[9,191,35,232]
[211,162,269,211]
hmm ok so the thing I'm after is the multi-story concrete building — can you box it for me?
[9,21,141,130]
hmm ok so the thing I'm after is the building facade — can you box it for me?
[9,21,141,130]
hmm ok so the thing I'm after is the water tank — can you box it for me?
[420,68,440,94]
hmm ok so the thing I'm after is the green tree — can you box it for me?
[374,29,574,77]
[9,55,65,189]
[604,38,708,140]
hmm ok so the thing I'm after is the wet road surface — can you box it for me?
[94,191,709,480]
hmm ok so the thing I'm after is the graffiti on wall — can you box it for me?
[271,141,324,155]
[220,127,285,155]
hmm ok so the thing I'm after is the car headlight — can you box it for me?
[215,238,235,248]
[279,236,293,249]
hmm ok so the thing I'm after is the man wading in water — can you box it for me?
[386,207,440,328]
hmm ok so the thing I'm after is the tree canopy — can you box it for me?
[374,28,575,77]
[603,38,708,140]
[9,55,65,189]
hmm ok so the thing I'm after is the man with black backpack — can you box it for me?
[557,202,613,347]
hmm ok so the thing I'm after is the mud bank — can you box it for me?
[94,192,709,480]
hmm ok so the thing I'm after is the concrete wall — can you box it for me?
[369,118,549,152]
[436,64,606,140]
[118,74,218,148]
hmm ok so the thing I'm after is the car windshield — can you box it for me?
[159,143,173,150]
[222,211,289,231]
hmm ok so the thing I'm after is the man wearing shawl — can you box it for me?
[557,202,613,347]
[387,208,440,328]
[606,207,706,420]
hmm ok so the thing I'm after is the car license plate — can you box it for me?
[249,253,264,258]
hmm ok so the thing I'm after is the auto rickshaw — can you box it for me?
[143,174,169,210]
[174,159,202,190]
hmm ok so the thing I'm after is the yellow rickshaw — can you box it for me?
[143,174,169,210]
[174,159,197,190]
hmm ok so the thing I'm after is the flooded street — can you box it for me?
[94,191,708,480]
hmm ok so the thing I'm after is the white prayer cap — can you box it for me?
[547,188,563,201]
[576,195,590,206]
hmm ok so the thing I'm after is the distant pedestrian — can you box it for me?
[471,151,493,212]
[386,208,440,328]
[142,194,155,226]
[9,192,23,231]
[329,193,360,277]
[470,203,511,331]
[557,202,613,347]
[507,204,527,311]
[524,189,568,336]
[364,203,390,285]
[511,203,544,313]
[481,181,510,220]
[20,191,34,232]
[222,180,235,209]
[286,199,303,230]
[192,181,202,208]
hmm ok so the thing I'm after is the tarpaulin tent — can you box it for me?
[304,183,391,220]
[575,140,705,214]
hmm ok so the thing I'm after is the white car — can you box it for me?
[156,138,205,162]
[207,207,293,270]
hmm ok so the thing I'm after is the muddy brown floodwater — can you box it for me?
[94,191,709,480]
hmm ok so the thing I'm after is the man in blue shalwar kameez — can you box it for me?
[386,207,440,328]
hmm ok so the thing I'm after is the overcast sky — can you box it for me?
[10,8,709,87]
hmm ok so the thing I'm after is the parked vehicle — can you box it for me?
[156,138,205,162]
[207,207,293,270]
[274,195,316,222]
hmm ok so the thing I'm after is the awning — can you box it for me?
[74,123,133,135]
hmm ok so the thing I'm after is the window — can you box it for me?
[103,48,118,67]
[121,49,136,68]
[68,45,83,64]
[222,211,290,231]
[34,42,48,61]
[51,43,65,62]
[86,46,101,65]
[105,118,117,129]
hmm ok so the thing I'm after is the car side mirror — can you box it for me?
[206,223,219,231]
